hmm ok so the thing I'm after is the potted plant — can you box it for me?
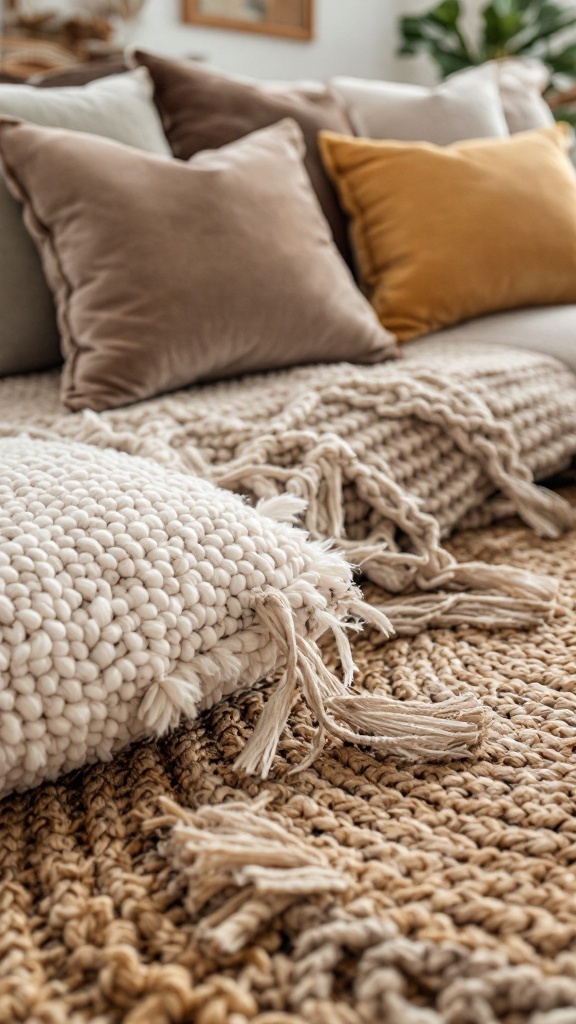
[399,0,576,123]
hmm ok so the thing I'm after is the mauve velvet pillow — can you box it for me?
[133,50,354,264]
[0,117,395,412]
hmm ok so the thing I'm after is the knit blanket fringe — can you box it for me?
[212,368,574,633]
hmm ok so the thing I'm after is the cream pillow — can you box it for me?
[0,68,170,380]
[449,60,554,134]
[331,63,509,145]
[0,437,363,796]
[0,67,170,152]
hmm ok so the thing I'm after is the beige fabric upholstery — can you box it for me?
[414,306,576,371]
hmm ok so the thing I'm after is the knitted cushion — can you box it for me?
[0,437,482,797]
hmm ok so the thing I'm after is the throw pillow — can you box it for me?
[0,117,394,412]
[0,68,170,379]
[319,123,576,341]
[0,436,364,796]
[448,60,554,134]
[0,67,169,152]
[132,49,354,262]
[496,59,555,133]
[330,63,509,145]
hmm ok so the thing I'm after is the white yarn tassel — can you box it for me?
[382,592,557,635]
[256,493,308,523]
[138,671,203,735]
[153,793,347,956]
[377,557,561,634]
[234,589,485,778]
[496,478,576,539]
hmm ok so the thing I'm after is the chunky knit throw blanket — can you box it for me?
[3,341,576,636]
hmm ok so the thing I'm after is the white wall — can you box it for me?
[127,0,400,81]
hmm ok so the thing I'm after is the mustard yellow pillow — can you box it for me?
[319,123,576,341]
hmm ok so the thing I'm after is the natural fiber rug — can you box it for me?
[2,486,576,1024]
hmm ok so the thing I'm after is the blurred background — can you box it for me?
[1,0,575,125]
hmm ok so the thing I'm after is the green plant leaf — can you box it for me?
[400,16,429,41]
[398,0,494,70]
[546,43,576,78]
[426,0,462,28]
[482,1,525,54]
[432,50,476,75]
[398,0,474,68]
[510,11,576,55]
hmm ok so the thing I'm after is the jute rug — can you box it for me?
[2,485,576,1024]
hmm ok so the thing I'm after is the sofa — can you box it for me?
[1,50,576,1024]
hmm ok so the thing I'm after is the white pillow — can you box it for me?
[331,63,509,145]
[0,68,170,381]
[0,67,170,154]
[449,60,554,134]
[0,437,361,796]
[496,59,555,133]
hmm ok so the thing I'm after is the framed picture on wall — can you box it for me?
[181,0,314,41]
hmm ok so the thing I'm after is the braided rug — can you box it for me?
[2,490,576,1024]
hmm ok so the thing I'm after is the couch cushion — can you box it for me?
[133,49,354,263]
[331,63,509,145]
[408,306,576,373]
[0,117,394,412]
[0,68,170,379]
[319,123,576,342]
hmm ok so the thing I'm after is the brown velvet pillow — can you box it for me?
[0,117,394,412]
[133,50,354,263]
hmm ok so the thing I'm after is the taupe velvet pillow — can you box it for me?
[133,50,354,264]
[0,117,394,412]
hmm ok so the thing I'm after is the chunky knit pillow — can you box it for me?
[0,438,482,796]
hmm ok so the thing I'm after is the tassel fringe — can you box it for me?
[234,589,486,777]
[381,592,557,635]
[215,372,575,634]
[153,794,348,956]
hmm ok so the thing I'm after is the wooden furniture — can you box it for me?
[0,2,143,80]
